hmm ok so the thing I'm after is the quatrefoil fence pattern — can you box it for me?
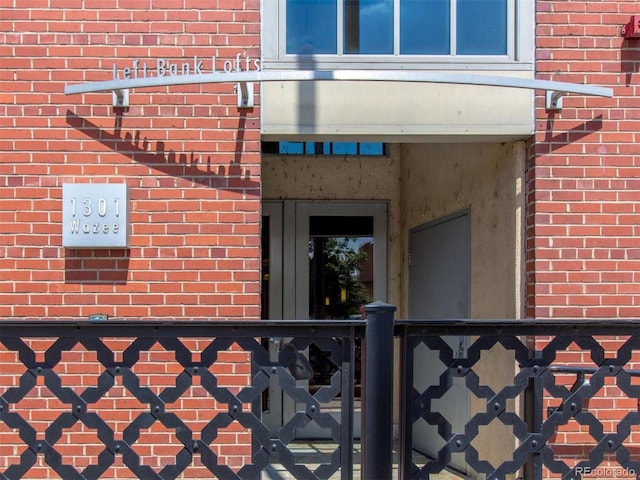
[397,320,640,480]
[2,318,640,479]
[0,322,357,480]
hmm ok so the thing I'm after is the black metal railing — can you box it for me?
[0,320,360,480]
[2,305,640,479]
[397,318,640,480]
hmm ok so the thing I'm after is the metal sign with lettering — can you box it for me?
[112,54,261,80]
[62,184,130,248]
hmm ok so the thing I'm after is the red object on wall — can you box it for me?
[622,15,640,38]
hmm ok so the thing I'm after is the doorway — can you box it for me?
[409,211,471,474]
[261,201,388,438]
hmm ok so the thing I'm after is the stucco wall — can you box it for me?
[262,142,526,320]
[399,142,526,320]
[262,153,403,308]
[399,141,526,474]
[263,143,525,473]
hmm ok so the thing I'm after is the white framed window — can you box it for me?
[262,141,387,155]
[262,0,533,69]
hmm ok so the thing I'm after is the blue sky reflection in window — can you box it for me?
[344,0,393,54]
[400,0,449,54]
[287,0,337,54]
[277,142,385,155]
[286,0,507,56]
[457,0,507,55]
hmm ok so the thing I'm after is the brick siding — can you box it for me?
[0,3,259,476]
[528,0,640,318]
[0,0,262,320]
[530,1,640,470]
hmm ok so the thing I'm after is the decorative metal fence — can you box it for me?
[397,319,640,480]
[2,306,640,480]
[0,321,359,480]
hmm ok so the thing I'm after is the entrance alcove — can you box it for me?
[261,139,525,477]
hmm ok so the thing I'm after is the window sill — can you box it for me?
[262,57,534,72]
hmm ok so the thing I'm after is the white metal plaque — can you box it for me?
[62,184,130,248]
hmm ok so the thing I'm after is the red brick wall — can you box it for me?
[0,0,261,320]
[528,0,640,318]
[0,335,254,478]
[530,2,640,474]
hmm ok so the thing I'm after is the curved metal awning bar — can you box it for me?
[64,70,614,111]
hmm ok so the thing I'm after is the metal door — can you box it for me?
[409,211,471,473]
[262,201,388,439]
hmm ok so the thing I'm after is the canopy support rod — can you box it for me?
[65,70,614,111]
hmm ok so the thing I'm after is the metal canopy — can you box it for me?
[64,70,613,111]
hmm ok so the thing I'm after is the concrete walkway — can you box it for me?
[261,441,465,479]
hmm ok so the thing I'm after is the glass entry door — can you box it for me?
[261,201,388,438]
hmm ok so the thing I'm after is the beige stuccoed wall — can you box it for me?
[263,142,525,318]
[399,142,526,319]
[262,153,404,309]
[262,141,525,475]
[399,141,526,475]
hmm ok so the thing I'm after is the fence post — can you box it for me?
[362,301,397,480]
[525,351,544,480]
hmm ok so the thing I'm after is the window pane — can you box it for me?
[332,142,359,155]
[400,0,450,54]
[345,0,393,54]
[272,142,386,155]
[456,0,507,55]
[303,142,331,154]
[286,0,337,54]
[279,142,304,154]
[359,143,384,155]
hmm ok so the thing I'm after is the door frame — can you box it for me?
[408,210,471,473]
[262,200,388,437]
[294,201,388,321]
[261,202,284,433]
[264,200,388,320]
